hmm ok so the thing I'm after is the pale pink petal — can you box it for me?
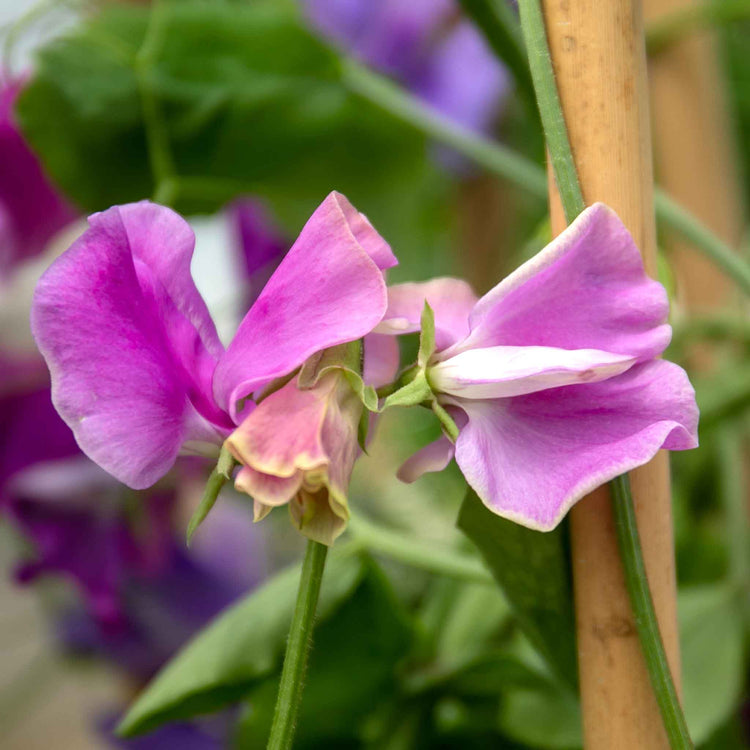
[397,435,455,483]
[430,346,635,399]
[447,204,671,362]
[234,466,304,507]
[214,192,390,419]
[452,360,698,530]
[375,277,478,350]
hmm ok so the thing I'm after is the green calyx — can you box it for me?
[381,302,460,442]
[186,443,236,546]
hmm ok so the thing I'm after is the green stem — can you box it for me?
[611,476,693,749]
[349,515,494,586]
[647,0,750,54]
[342,57,750,298]
[515,2,692,746]
[135,0,177,204]
[516,0,585,222]
[342,58,549,198]
[654,190,750,297]
[267,540,328,750]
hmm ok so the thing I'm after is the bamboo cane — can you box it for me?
[542,2,682,747]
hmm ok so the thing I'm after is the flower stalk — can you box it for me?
[267,539,328,750]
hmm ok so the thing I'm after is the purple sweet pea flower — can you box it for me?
[302,0,510,135]
[377,203,699,530]
[0,76,77,277]
[31,192,396,501]
[228,198,288,307]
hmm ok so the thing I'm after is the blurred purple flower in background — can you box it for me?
[0,76,77,277]
[228,198,288,307]
[302,0,510,135]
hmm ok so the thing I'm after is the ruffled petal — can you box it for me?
[448,204,671,362]
[31,202,230,489]
[452,360,699,531]
[430,346,635,400]
[214,192,392,418]
[375,277,478,350]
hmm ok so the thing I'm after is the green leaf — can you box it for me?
[457,490,577,688]
[17,1,447,269]
[118,545,365,737]
[234,557,414,747]
[680,584,745,745]
[498,674,582,749]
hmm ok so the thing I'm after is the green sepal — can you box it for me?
[417,301,436,367]
[298,341,378,412]
[357,409,370,453]
[381,369,432,410]
[186,444,236,546]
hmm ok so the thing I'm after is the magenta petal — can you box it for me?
[376,278,478,350]
[452,360,698,531]
[450,204,671,361]
[397,435,455,483]
[31,202,230,489]
[214,192,391,418]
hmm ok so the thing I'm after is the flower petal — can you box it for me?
[430,346,635,400]
[448,204,671,361]
[363,332,400,389]
[31,202,230,489]
[452,360,698,531]
[375,277,478,350]
[214,192,392,418]
[397,434,455,483]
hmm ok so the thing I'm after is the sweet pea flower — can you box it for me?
[31,192,396,532]
[303,0,509,136]
[377,203,699,531]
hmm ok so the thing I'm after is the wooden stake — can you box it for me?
[543,2,681,747]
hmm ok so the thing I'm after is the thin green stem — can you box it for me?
[267,540,328,750]
[341,59,549,199]
[611,476,693,749]
[647,0,750,55]
[135,0,177,204]
[654,190,750,297]
[456,0,537,113]
[516,0,585,222]
[514,2,693,746]
[349,515,494,586]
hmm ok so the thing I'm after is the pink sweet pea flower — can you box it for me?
[377,203,699,531]
[226,367,362,545]
[31,192,396,496]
